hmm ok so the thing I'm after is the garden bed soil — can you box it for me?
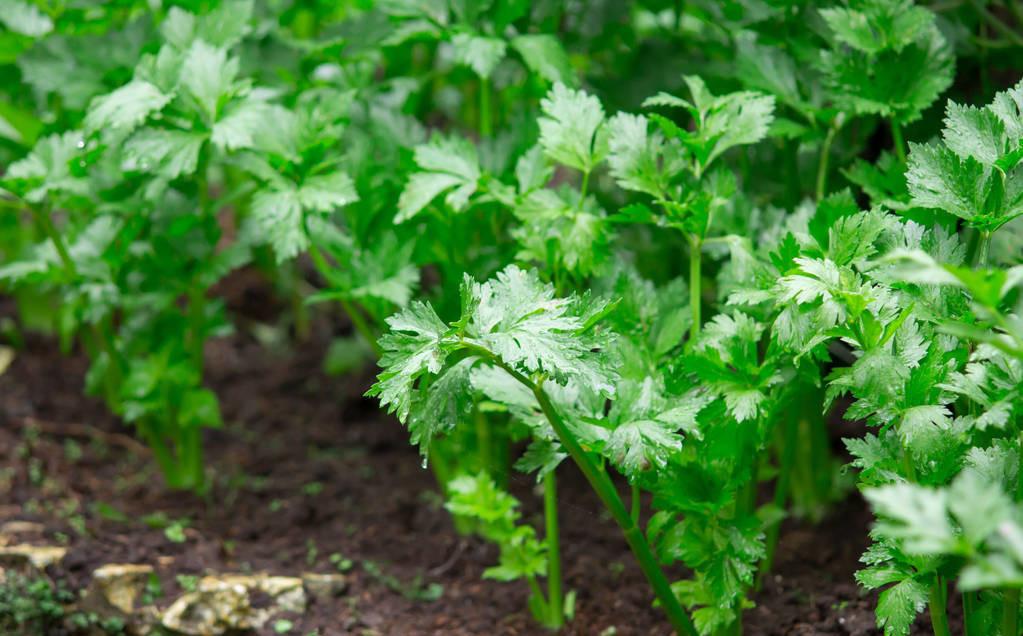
[0,294,954,635]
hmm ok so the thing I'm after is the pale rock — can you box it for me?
[0,544,67,577]
[160,574,306,636]
[301,572,348,600]
[85,563,155,614]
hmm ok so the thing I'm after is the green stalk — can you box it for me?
[188,286,206,372]
[177,425,205,492]
[140,424,177,485]
[758,414,799,588]
[308,241,384,357]
[33,205,123,397]
[339,297,383,358]
[475,406,491,475]
[533,384,696,636]
[493,418,510,489]
[479,77,492,139]
[791,417,812,514]
[35,206,76,273]
[631,482,642,525]
[578,170,591,207]
[901,447,918,483]
[526,574,551,618]
[178,152,212,492]
[463,344,698,635]
[890,119,907,163]
[1011,0,1023,28]
[689,235,702,341]
[812,414,831,505]
[815,122,840,201]
[92,316,124,403]
[1003,589,1019,636]
[1004,429,1023,636]
[974,231,991,268]
[963,590,977,636]
[544,470,564,628]
[1010,0,1023,29]
[968,0,1023,47]
[1016,429,1023,502]
[929,576,952,636]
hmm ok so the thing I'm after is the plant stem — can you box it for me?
[631,482,642,525]
[1016,429,1023,502]
[759,413,799,588]
[963,590,977,636]
[815,122,840,201]
[969,0,1023,47]
[1011,0,1023,26]
[475,406,491,475]
[32,205,123,396]
[188,285,206,372]
[34,207,76,273]
[544,470,564,628]
[689,235,702,342]
[493,418,509,489]
[479,76,492,139]
[890,119,907,163]
[1004,430,1023,636]
[339,297,383,357]
[526,574,550,617]
[578,170,591,207]
[308,242,383,357]
[531,382,696,636]
[1004,589,1020,636]
[929,576,952,636]
[973,231,991,268]
[812,413,833,510]
[462,344,698,635]
[93,316,124,402]
[140,424,177,485]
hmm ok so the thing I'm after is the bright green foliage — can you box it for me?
[445,473,547,583]
[509,34,574,85]
[379,0,573,85]
[820,1,934,55]
[538,83,608,175]
[643,76,775,179]
[907,82,1023,231]
[370,266,616,628]
[397,135,481,222]
[686,313,779,423]
[819,0,953,124]
[306,225,419,309]
[604,377,703,475]
[0,0,52,38]
[492,144,612,280]
[451,33,506,80]
[5,131,90,203]
[238,93,360,262]
[4,2,1023,635]
[369,264,616,452]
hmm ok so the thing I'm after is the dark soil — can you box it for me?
[0,286,953,635]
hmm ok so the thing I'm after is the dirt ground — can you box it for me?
[0,285,954,635]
